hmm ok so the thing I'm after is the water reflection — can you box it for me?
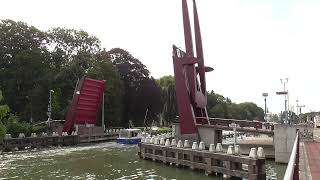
[0,142,286,180]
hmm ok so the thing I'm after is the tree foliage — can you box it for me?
[0,19,266,136]
[0,19,50,121]
[87,50,124,126]
[156,75,177,125]
[207,91,264,121]
[108,48,161,126]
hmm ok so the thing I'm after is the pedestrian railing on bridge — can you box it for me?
[283,131,300,180]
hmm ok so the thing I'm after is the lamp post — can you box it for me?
[280,78,289,124]
[296,99,305,123]
[262,93,268,121]
[47,90,54,121]
[26,96,33,123]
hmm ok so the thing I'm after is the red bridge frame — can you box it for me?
[173,0,213,135]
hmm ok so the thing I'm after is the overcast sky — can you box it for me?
[1,0,320,114]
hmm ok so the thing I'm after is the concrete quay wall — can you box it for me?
[274,124,313,163]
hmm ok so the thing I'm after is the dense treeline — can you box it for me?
[156,76,265,125]
[0,19,264,140]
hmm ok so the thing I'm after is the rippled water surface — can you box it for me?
[0,142,286,179]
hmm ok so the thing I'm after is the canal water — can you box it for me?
[0,142,286,180]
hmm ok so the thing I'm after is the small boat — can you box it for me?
[116,129,142,144]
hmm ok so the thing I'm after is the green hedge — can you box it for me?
[140,127,172,135]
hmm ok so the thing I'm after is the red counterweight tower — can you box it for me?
[173,0,213,135]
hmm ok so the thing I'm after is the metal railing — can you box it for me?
[283,131,300,180]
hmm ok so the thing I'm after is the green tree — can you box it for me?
[237,102,264,120]
[207,91,231,118]
[46,27,102,119]
[87,49,124,126]
[156,75,177,126]
[0,19,50,122]
[206,91,264,121]
[270,113,280,123]
[108,48,161,126]
[0,90,9,142]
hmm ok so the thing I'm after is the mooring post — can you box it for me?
[152,148,156,161]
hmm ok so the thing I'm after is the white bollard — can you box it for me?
[19,133,25,138]
[199,141,205,151]
[150,137,154,144]
[184,140,190,148]
[215,143,223,152]
[154,138,160,145]
[145,137,151,144]
[192,142,198,150]
[257,147,265,158]
[171,139,177,146]
[165,139,171,147]
[249,148,257,158]
[234,145,240,155]
[165,133,170,138]
[177,140,183,148]
[209,144,215,152]
[227,145,234,155]
[160,138,165,145]
[31,133,37,138]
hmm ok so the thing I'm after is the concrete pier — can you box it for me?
[139,140,266,180]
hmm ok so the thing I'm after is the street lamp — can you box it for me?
[262,93,268,121]
[280,78,289,124]
[26,96,33,123]
[296,99,305,115]
[47,90,54,121]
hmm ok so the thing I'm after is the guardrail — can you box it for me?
[283,131,300,180]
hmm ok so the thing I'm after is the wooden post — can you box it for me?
[205,157,212,175]
[248,164,258,180]
[152,148,156,161]
[163,149,167,164]
[175,151,180,167]
[257,159,266,180]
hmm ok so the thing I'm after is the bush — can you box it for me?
[142,127,172,135]
[0,121,6,143]
[5,115,33,138]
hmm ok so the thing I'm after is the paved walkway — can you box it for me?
[304,141,320,179]
[300,142,312,180]
[303,128,320,180]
